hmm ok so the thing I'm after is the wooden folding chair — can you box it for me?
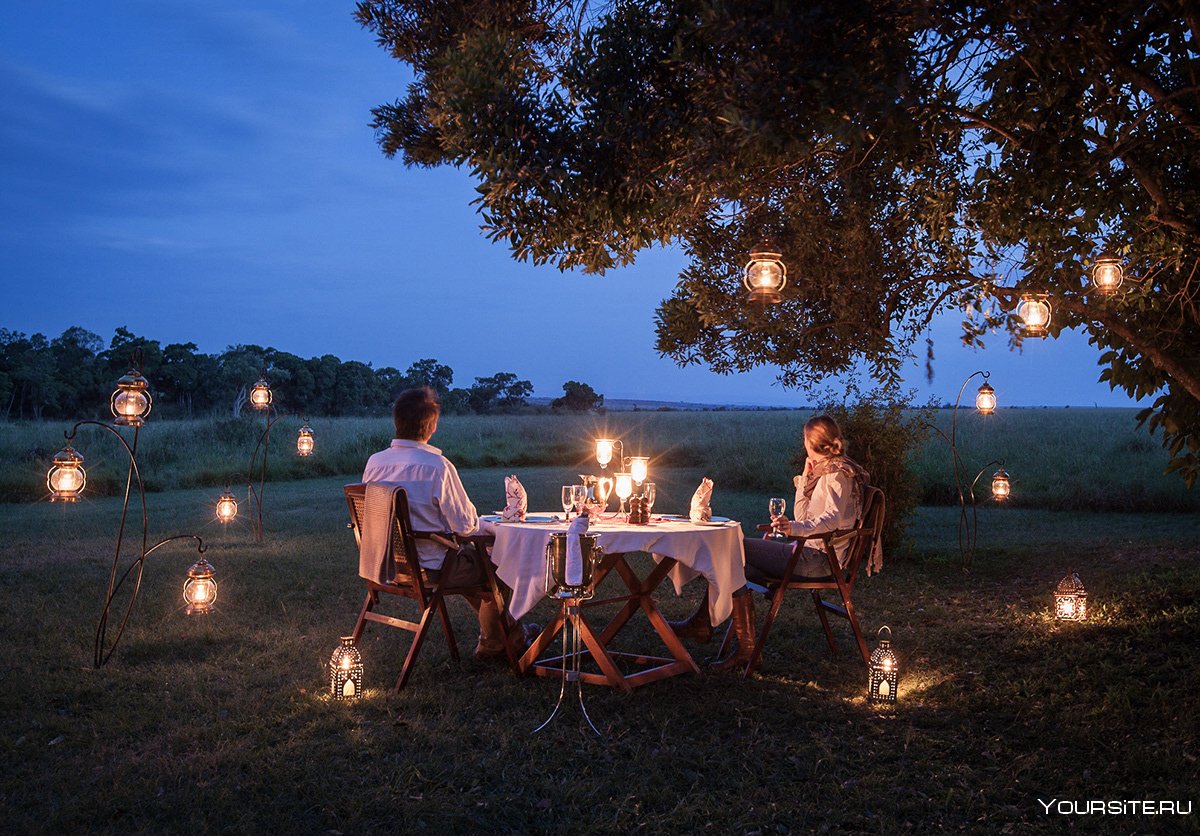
[344,483,519,691]
[721,485,886,678]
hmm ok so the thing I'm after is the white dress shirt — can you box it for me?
[362,439,481,570]
[791,468,862,567]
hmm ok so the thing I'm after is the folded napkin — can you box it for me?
[566,514,590,586]
[689,477,714,523]
[359,482,399,583]
[500,474,527,521]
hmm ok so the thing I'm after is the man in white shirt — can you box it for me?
[362,387,509,659]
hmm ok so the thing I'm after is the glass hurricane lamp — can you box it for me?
[1016,293,1052,338]
[183,558,217,615]
[110,369,152,427]
[629,456,649,485]
[216,491,238,523]
[249,378,273,409]
[743,244,787,304]
[297,422,314,456]
[48,446,87,502]
[991,468,1011,500]
[975,383,997,415]
[595,438,616,469]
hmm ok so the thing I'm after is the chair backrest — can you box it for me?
[843,485,885,587]
[344,483,424,582]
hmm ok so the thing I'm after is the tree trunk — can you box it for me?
[232,384,247,418]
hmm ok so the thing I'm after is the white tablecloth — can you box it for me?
[479,514,747,623]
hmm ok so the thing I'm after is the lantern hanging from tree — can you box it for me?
[110,368,153,427]
[48,446,87,502]
[868,626,899,705]
[1090,251,1124,295]
[975,382,997,414]
[991,468,1011,500]
[183,558,218,615]
[296,422,314,456]
[743,244,787,304]
[329,637,364,700]
[1016,293,1052,338]
[249,377,273,409]
[1054,571,1088,621]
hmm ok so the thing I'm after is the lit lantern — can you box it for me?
[1054,571,1088,621]
[868,626,899,705]
[1090,251,1124,295]
[595,438,616,469]
[975,383,997,415]
[183,558,217,615]
[297,422,314,456]
[110,369,152,427]
[629,456,649,485]
[48,446,87,502]
[991,468,1011,500]
[216,492,238,523]
[743,244,787,304]
[249,377,272,409]
[329,636,363,701]
[1016,293,1052,338]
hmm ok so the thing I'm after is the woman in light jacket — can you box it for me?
[670,414,868,672]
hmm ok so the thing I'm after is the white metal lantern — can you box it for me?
[110,369,152,427]
[868,626,899,705]
[1090,251,1124,295]
[743,244,787,304]
[48,446,87,502]
[975,383,997,415]
[329,637,363,701]
[1054,571,1088,621]
[183,558,217,615]
[1016,293,1052,338]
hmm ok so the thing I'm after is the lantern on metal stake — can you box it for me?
[991,468,1011,500]
[868,626,899,705]
[110,368,152,427]
[249,377,273,409]
[329,637,363,701]
[183,558,217,615]
[48,446,87,502]
[1054,571,1088,621]
[975,382,997,414]
[297,422,314,456]
[216,491,238,523]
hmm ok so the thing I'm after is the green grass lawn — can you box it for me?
[1,473,1197,832]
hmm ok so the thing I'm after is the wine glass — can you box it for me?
[562,486,575,520]
[571,484,588,517]
[643,482,656,517]
[768,497,787,539]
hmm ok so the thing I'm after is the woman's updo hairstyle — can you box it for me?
[804,414,845,457]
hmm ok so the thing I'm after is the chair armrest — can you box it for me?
[412,531,460,550]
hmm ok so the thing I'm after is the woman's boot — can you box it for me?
[709,589,758,673]
[667,585,713,643]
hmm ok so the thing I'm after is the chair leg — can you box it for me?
[745,585,786,678]
[395,595,442,691]
[843,598,871,668]
[811,591,839,658]
[352,590,376,642]
[437,598,459,660]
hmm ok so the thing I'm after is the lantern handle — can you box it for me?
[876,625,892,642]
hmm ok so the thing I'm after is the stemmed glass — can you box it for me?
[562,486,575,520]
[571,485,588,518]
[643,482,656,519]
[768,497,787,539]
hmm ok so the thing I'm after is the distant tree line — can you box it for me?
[0,326,604,419]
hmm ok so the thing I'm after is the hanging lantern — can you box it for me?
[868,626,899,705]
[743,244,787,304]
[1016,293,1052,338]
[110,369,153,427]
[47,446,87,502]
[1054,571,1088,621]
[629,456,649,485]
[249,377,272,409]
[595,438,616,469]
[329,636,364,701]
[296,422,314,456]
[991,468,1011,500]
[975,382,997,415]
[183,558,217,615]
[215,491,238,523]
[1090,251,1124,295]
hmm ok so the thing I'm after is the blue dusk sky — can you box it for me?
[0,2,1145,408]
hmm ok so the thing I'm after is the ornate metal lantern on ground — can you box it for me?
[329,637,364,701]
[743,243,787,304]
[1054,571,1088,621]
[1017,293,1053,338]
[868,626,899,705]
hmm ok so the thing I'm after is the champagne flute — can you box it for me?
[643,482,656,517]
[768,497,787,539]
[562,486,575,520]
[571,484,588,517]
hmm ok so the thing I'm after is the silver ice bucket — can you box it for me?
[545,532,602,599]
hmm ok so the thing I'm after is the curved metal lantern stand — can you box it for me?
[246,404,280,543]
[60,420,207,668]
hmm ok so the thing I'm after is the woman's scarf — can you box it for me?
[802,454,869,501]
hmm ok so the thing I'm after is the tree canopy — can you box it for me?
[356,0,1200,483]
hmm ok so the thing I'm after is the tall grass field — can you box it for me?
[0,410,1196,831]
